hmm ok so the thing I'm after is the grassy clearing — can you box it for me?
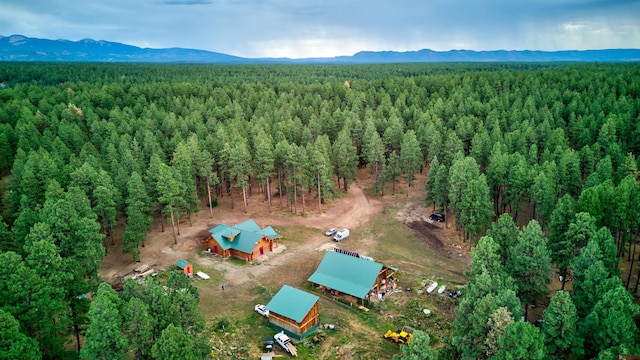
[192,197,469,359]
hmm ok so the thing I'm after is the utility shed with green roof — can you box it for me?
[266,285,319,339]
[203,219,282,261]
[308,250,397,307]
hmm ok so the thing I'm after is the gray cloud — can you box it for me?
[0,0,639,57]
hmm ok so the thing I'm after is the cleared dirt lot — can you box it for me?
[100,172,469,286]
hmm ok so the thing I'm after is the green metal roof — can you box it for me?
[266,285,319,323]
[308,251,383,299]
[176,259,189,269]
[233,219,261,232]
[259,226,281,239]
[209,219,282,254]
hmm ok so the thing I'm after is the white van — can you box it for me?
[333,229,350,242]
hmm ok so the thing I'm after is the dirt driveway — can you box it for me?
[99,174,469,287]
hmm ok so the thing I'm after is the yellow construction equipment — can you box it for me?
[383,326,414,345]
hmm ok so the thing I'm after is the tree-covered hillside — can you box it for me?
[0,62,639,359]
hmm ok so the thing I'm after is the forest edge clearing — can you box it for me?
[100,170,472,289]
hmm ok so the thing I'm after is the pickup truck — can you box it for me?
[274,331,297,357]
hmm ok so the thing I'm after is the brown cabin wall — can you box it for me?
[250,237,273,260]
[204,235,282,262]
[230,248,251,261]
[203,238,231,258]
[298,302,319,334]
[269,302,319,336]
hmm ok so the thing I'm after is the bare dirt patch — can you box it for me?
[99,172,468,293]
[397,202,471,264]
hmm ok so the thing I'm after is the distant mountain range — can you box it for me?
[1,34,639,63]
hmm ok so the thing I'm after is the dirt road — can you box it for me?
[99,174,468,288]
[100,180,381,284]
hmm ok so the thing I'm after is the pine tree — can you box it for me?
[580,282,640,358]
[541,290,583,359]
[547,194,576,290]
[400,130,423,196]
[493,321,546,360]
[510,220,551,320]
[0,310,41,360]
[123,297,155,360]
[81,283,128,360]
[486,214,519,268]
[332,128,358,191]
[151,324,198,360]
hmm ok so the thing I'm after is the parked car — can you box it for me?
[254,304,269,317]
[429,212,445,222]
[325,228,337,236]
[263,338,274,352]
[333,228,350,242]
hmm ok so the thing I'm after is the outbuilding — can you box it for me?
[266,285,319,339]
[176,259,193,277]
[308,250,397,307]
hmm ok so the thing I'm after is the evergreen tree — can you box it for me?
[400,130,423,195]
[123,297,155,360]
[541,290,583,359]
[151,324,198,360]
[362,119,385,178]
[466,236,504,278]
[573,260,613,319]
[458,174,493,248]
[392,330,438,360]
[156,163,183,244]
[252,129,275,211]
[530,162,558,225]
[448,155,481,235]
[486,214,519,268]
[171,141,199,225]
[0,310,41,360]
[510,220,551,320]
[484,307,514,358]
[424,156,440,210]
[547,194,576,290]
[81,283,127,360]
[580,282,640,358]
[123,171,153,261]
[493,321,546,360]
[332,128,358,191]
[386,150,402,195]
[452,271,522,359]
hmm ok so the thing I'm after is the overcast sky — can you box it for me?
[1,0,639,58]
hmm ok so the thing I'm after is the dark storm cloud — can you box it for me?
[0,0,639,57]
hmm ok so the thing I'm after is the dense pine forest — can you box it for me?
[0,62,639,359]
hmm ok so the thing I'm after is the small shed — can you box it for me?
[266,285,319,339]
[176,259,193,277]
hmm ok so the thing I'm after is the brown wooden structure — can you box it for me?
[204,219,281,262]
[266,285,320,339]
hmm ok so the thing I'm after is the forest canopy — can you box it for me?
[1,61,639,359]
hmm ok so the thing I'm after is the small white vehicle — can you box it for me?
[333,229,350,242]
[325,228,337,236]
[254,304,269,318]
[274,331,297,357]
